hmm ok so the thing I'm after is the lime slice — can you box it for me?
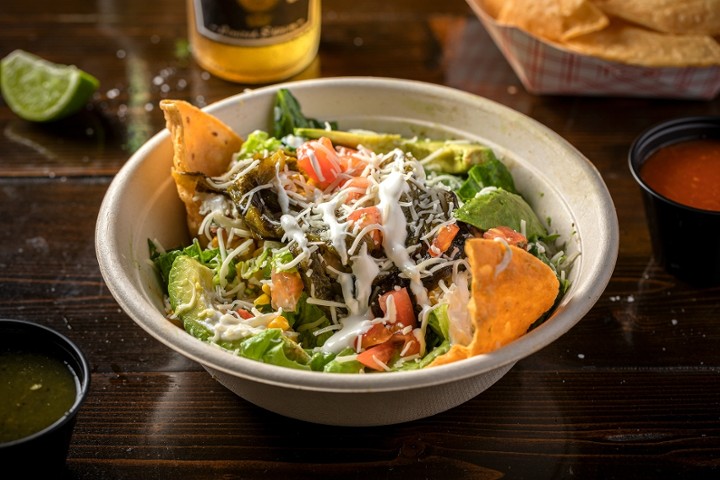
[0,49,99,122]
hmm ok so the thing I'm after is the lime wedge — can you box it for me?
[0,49,99,122]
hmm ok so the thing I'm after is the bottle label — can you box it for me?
[193,0,313,47]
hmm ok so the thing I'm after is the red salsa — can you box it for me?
[639,138,720,212]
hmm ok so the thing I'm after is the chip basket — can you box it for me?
[466,0,720,100]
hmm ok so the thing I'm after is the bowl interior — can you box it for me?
[96,77,618,393]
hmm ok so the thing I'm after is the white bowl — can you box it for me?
[96,77,618,426]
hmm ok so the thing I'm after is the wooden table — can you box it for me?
[2,1,719,478]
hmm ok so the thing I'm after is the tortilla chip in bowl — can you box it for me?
[160,99,243,240]
[430,239,560,367]
[96,77,618,426]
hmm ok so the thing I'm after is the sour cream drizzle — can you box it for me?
[317,195,349,265]
[275,162,290,214]
[377,151,429,306]
[321,243,380,353]
[280,214,308,251]
[197,142,467,358]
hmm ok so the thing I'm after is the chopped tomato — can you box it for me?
[360,323,394,349]
[337,146,367,174]
[341,176,370,203]
[357,329,420,370]
[270,269,304,311]
[236,308,254,319]
[429,223,460,257]
[378,287,416,328]
[347,206,383,247]
[356,341,397,371]
[296,137,342,189]
[483,225,527,247]
[395,332,421,357]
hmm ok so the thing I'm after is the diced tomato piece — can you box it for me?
[395,332,421,357]
[341,176,370,203]
[296,137,342,189]
[360,323,394,349]
[336,146,367,174]
[236,308,254,319]
[378,287,416,328]
[347,206,383,247]
[356,341,397,371]
[429,223,460,257]
[482,226,527,247]
[357,323,421,370]
[270,269,304,311]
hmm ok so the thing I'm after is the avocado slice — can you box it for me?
[402,139,498,175]
[453,188,547,240]
[293,127,498,174]
[294,127,402,153]
[168,254,223,344]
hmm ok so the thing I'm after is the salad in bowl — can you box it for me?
[150,89,571,374]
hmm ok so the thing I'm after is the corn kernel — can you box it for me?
[268,316,289,330]
[254,293,271,306]
[261,283,272,295]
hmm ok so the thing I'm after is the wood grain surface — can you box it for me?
[1,1,719,478]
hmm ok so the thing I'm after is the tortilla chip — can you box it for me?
[563,18,720,67]
[478,0,505,19]
[429,238,560,367]
[496,0,608,42]
[160,99,243,238]
[592,0,720,36]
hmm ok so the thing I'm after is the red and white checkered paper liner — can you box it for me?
[468,1,720,100]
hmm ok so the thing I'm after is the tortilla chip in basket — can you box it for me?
[592,0,720,36]
[495,0,609,42]
[477,0,720,69]
[429,238,560,367]
[564,18,720,67]
[160,99,243,239]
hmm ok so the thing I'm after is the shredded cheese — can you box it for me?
[186,139,474,361]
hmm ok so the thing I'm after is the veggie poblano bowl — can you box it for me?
[96,78,618,426]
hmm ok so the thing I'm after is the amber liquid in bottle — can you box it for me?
[186,0,321,84]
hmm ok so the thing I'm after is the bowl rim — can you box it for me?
[96,76,619,393]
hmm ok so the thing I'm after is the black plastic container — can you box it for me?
[0,319,90,476]
[629,116,720,287]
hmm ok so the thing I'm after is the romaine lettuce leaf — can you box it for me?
[285,293,333,348]
[236,328,311,370]
[321,348,364,373]
[151,239,230,289]
[456,158,517,202]
[427,304,450,343]
[454,188,547,240]
[393,340,451,371]
[273,88,336,139]
[238,130,282,158]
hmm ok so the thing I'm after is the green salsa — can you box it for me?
[0,352,79,443]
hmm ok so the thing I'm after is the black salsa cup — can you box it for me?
[0,319,91,477]
[629,116,720,287]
